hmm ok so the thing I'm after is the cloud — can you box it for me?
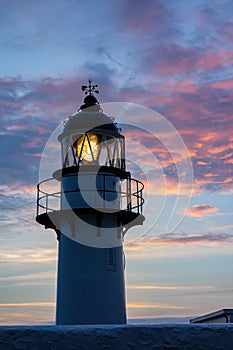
[126,284,211,291]
[119,0,170,35]
[141,45,226,77]
[186,204,218,217]
[0,248,56,264]
[0,184,37,225]
[125,231,233,249]
[0,302,54,307]
[1,44,233,196]
[0,302,55,325]
[114,79,233,195]
[127,302,189,310]
[0,270,55,286]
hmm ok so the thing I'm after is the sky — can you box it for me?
[0,0,233,325]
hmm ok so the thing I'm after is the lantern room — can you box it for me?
[59,95,125,171]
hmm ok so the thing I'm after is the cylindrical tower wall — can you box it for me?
[61,171,121,211]
[56,229,126,325]
[56,166,126,324]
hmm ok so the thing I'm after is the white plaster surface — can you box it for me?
[0,324,233,350]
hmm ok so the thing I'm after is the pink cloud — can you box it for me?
[1,74,233,194]
[140,45,228,77]
[211,79,233,89]
[125,232,233,249]
[186,204,218,217]
[204,173,219,178]
[119,0,169,35]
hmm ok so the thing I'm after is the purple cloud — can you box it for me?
[126,231,233,249]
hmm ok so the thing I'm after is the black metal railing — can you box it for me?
[36,173,144,217]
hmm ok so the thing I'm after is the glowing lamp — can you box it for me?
[77,132,100,162]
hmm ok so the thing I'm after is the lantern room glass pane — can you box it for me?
[61,132,125,170]
[77,133,100,162]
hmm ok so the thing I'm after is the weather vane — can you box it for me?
[81,79,99,95]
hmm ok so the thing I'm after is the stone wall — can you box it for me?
[0,324,233,350]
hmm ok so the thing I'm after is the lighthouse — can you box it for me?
[36,80,144,325]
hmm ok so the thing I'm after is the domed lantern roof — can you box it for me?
[59,79,120,139]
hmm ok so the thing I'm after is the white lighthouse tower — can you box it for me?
[36,80,144,325]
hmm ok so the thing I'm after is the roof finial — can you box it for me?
[79,79,100,111]
[81,79,99,96]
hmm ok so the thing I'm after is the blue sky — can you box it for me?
[0,0,233,324]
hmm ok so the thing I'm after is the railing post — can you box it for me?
[136,181,139,213]
[104,174,106,208]
[46,194,48,214]
[127,176,132,211]
[37,185,39,216]
[140,189,142,214]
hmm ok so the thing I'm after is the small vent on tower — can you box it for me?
[106,248,116,271]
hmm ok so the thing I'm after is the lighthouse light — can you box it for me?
[77,133,100,162]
